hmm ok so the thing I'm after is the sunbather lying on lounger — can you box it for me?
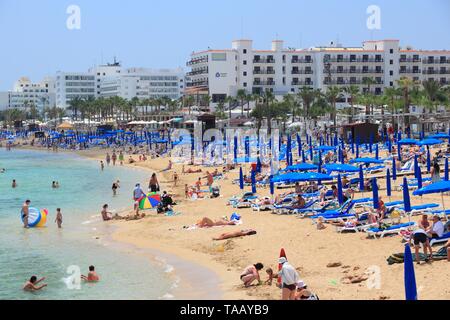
[196,217,236,228]
[213,229,257,240]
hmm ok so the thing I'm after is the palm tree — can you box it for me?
[344,85,360,123]
[261,90,275,134]
[68,97,84,121]
[224,96,235,120]
[422,79,442,114]
[362,77,376,121]
[397,77,418,129]
[214,101,227,120]
[236,89,246,117]
[325,86,342,128]
[282,94,298,122]
[200,95,211,111]
[297,86,317,119]
[383,87,401,130]
[184,95,195,115]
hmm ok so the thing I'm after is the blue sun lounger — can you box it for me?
[366,222,416,238]
[309,200,355,219]
[399,203,440,215]
[273,199,318,215]
[429,232,450,246]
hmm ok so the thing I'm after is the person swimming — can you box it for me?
[23,276,47,291]
[81,265,99,282]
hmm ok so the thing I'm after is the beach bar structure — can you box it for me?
[340,122,380,143]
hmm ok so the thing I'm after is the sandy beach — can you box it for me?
[11,142,450,300]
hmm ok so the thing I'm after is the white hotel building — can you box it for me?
[185,39,450,107]
[0,77,55,111]
[55,63,184,109]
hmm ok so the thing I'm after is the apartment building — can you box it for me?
[0,77,56,111]
[100,67,184,101]
[185,39,450,108]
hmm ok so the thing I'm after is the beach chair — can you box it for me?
[273,199,318,215]
[429,232,450,246]
[366,222,417,238]
[336,222,378,233]
[308,200,356,220]
[398,203,440,216]
[363,165,385,174]
[430,209,450,217]
[295,200,340,218]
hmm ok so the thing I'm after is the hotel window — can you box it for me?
[390,49,394,54]
[390,81,393,87]
[350,66,356,73]
[350,55,356,62]
[390,60,393,65]
[375,54,382,62]
[243,82,247,87]
[243,49,247,54]
[305,55,312,62]
[243,60,247,65]
[282,55,286,63]
[413,66,419,73]
[243,71,247,76]
[390,70,394,76]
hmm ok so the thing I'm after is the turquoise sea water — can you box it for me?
[0,149,174,300]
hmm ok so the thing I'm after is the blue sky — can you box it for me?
[0,0,449,90]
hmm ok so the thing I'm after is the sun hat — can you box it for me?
[297,280,306,289]
[278,257,287,264]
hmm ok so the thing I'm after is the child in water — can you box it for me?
[55,208,62,228]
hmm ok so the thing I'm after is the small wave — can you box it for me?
[81,220,92,225]
[160,293,174,300]
[164,264,174,273]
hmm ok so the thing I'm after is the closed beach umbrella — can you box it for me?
[356,143,360,159]
[397,144,402,162]
[375,144,379,160]
[309,140,313,160]
[233,136,238,163]
[403,177,411,213]
[351,138,355,154]
[239,167,244,190]
[256,157,262,173]
[297,134,302,156]
[445,158,449,181]
[386,169,392,197]
[372,178,379,209]
[251,170,257,194]
[318,150,322,173]
[302,150,306,163]
[392,158,397,181]
[417,166,423,190]
[337,174,344,205]
[270,177,274,196]
[404,245,418,300]
[359,165,364,191]
[426,149,431,173]
[388,139,392,153]
[414,155,419,179]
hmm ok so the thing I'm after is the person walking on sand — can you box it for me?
[81,265,99,282]
[173,172,178,187]
[149,173,159,192]
[23,276,47,291]
[278,257,300,300]
[206,171,214,193]
[119,151,124,165]
[22,200,31,228]
[100,161,104,171]
[112,151,117,166]
[240,263,264,287]
[55,208,63,228]
[106,153,111,166]
[133,183,146,213]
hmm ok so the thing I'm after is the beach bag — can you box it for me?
[211,186,220,198]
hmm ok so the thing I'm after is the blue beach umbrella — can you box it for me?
[372,178,379,209]
[297,134,302,156]
[359,165,364,191]
[318,150,322,173]
[417,138,442,146]
[284,163,318,172]
[324,163,359,173]
[404,245,418,300]
[302,150,306,163]
[251,170,257,194]
[375,144,379,160]
[388,139,392,153]
[445,158,449,181]
[271,172,333,183]
[414,155,419,179]
[398,138,418,145]
[403,177,411,213]
[269,177,274,196]
[386,169,392,197]
[426,149,431,173]
[392,158,397,181]
[239,167,244,190]
[417,166,423,190]
[233,136,238,163]
[256,157,262,173]
[309,140,313,161]
[349,157,384,165]
[413,180,450,196]
[355,143,359,159]
[337,174,344,205]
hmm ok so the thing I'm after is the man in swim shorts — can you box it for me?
[81,265,100,282]
[23,276,47,291]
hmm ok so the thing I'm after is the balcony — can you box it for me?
[253,80,275,86]
[423,59,450,64]
[186,57,208,66]
[253,58,276,63]
[399,68,422,74]
[186,68,208,76]
[291,58,313,63]
[323,57,384,63]
[291,81,314,86]
[399,58,422,63]
[323,68,383,74]
[323,79,384,85]
[186,80,209,88]
[291,69,314,74]
[253,69,275,74]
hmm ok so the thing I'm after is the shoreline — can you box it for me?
[6,144,231,300]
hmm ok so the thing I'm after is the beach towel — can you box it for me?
[386,246,448,265]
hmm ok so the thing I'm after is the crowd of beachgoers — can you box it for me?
[3,125,450,300]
